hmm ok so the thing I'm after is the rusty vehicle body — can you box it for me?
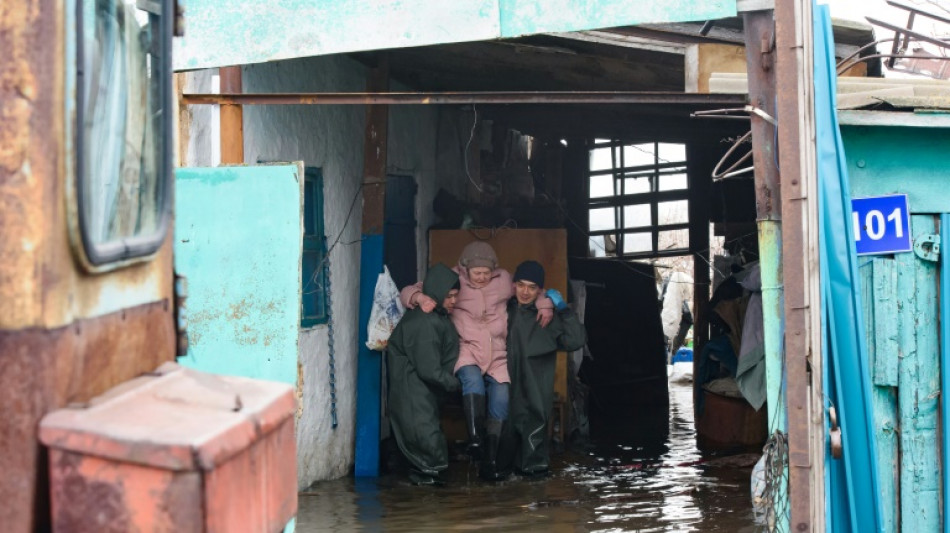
[1,1,177,530]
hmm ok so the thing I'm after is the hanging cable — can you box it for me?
[462,104,483,192]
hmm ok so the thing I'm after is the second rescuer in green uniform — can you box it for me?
[507,260,587,478]
[387,263,461,485]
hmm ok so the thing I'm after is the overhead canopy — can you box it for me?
[173,0,737,71]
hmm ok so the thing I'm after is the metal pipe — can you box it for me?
[181,91,748,106]
[759,221,785,433]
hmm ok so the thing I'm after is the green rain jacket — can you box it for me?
[506,296,586,473]
[387,263,460,475]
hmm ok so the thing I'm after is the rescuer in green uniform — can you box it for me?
[506,260,587,478]
[387,263,461,485]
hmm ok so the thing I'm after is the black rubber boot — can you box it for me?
[462,394,486,459]
[479,419,506,482]
[409,468,444,487]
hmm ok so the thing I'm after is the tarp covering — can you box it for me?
[815,5,883,532]
[173,0,737,71]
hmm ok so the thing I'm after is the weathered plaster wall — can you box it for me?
[241,54,367,486]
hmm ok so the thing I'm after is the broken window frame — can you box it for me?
[587,140,690,259]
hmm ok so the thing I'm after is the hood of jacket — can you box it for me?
[422,263,459,308]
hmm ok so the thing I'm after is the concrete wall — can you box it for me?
[182,55,473,487]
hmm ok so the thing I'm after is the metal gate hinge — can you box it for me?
[914,234,940,262]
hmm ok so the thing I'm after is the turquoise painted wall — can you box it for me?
[844,123,950,213]
[843,122,950,532]
[175,164,302,387]
[173,0,736,70]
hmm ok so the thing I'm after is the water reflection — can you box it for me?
[297,383,756,532]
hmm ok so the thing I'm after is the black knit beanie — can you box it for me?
[513,260,545,288]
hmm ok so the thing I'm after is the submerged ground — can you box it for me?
[297,382,758,532]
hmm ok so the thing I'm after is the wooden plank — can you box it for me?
[219,67,244,164]
[361,60,389,235]
[862,258,899,532]
[871,259,899,387]
[897,215,941,532]
[684,43,747,94]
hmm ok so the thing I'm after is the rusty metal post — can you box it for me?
[775,0,823,530]
[355,57,389,477]
[219,66,244,164]
[742,13,790,530]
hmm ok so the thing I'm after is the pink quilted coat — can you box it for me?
[401,264,552,384]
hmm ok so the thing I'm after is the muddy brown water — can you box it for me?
[297,382,758,532]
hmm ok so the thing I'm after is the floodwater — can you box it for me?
[296,382,758,532]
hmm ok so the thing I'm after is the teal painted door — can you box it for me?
[845,123,950,533]
[174,164,302,387]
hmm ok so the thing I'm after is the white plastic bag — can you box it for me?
[366,266,405,351]
[750,453,768,526]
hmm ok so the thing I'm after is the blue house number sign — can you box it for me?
[851,194,911,255]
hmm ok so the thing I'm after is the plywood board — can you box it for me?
[429,229,568,295]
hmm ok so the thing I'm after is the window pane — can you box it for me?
[623,144,656,167]
[301,250,325,319]
[589,147,614,171]
[589,235,607,257]
[589,207,616,232]
[658,200,689,225]
[659,173,688,191]
[80,0,164,257]
[659,229,690,251]
[657,143,686,162]
[589,175,614,198]
[623,204,651,228]
[622,175,650,194]
[623,232,652,254]
[303,180,315,234]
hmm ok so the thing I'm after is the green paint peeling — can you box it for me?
[174,0,736,71]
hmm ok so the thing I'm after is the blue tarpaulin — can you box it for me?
[815,4,883,532]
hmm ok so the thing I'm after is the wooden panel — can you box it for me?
[861,258,899,532]
[219,67,244,164]
[429,229,568,295]
[684,43,746,93]
[429,229,569,436]
[897,216,940,533]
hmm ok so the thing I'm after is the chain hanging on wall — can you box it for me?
[324,252,338,429]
